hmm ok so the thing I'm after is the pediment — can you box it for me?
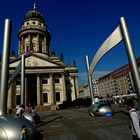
[10,55,61,68]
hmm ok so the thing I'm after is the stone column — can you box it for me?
[37,34,39,52]
[21,36,24,54]
[41,36,44,53]
[50,73,55,104]
[25,76,27,105]
[75,76,79,99]
[37,74,42,106]
[72,76,79,100]
[18,40,20,54]
[44,36,47,53]
[71,77,76,101]
[7,83,13,109]
[62,73,66,101]
[7,81,16,109]
[28,33,31,52]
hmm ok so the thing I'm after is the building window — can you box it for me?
[43,93,48,103]
[16,95,20,105]
[42,79,48,84]
[16,80,21,85]
[54,78,60,83]
[56,92,60,102]
[26,46,29,52]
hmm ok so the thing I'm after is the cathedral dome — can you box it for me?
[19,3,47,33]
[18,3,51,56]
[25,6,44,22]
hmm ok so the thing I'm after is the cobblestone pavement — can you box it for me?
[35,105,131,140]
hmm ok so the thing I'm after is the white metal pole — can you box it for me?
[21,54,25,105]
[120,17,140,103]
[0,19,11,115]
[85,56,95,104]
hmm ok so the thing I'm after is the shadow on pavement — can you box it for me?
[35,116,62,128]
[114,110,129,116]
[35,130,43,140]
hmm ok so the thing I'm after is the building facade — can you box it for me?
[79,80,99,98]
[79,58,139,99]
[8,5,79,109]
[98,74,115,98]
[98,60,139,98]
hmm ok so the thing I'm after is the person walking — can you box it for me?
[20,125,27,140]
[16,104,25,117]
[125,99,140,140]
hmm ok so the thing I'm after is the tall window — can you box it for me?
[16,80,21,85]
[54,78,60,83]
[43,93,48,103]
[16,95,20,105]
[42,79,48,84]
[56,92,60,102]
[26,46,28,52]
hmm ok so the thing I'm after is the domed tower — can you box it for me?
[18,4,51,56]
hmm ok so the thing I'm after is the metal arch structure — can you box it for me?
[8,51,35,124]
[87,17,140,116]
[88,26,122,76]
[8,54,25,104]
[0,19,35,140]
[85,56,95,104]
[88,17,140,103]
[7,31,38,124]
[8,62,21,89]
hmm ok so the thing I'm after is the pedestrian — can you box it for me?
[16,104,25,117]
[32,106,37,116]
[125,99,140,140]
[25,104,32,113]
[119,98,122,107]
[32,106,40,124]
[20,125,27,140]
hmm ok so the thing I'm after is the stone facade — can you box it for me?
[8,4,78,109]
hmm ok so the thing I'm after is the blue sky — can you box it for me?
[0,0,140,85]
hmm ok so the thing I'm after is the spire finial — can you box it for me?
[33,3,36,10]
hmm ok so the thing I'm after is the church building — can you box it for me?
[8,4,79,110]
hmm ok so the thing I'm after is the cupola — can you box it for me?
[17,3,51,56]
